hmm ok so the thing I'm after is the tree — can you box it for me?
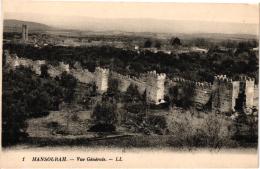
[59,72,77,89]
[203,114,223,148]
[91,102,118,126]
[144,39,152,48]
[40,64,49,78]
[234,89,246,114]
[124,84,142,102]
[247,107,258,142]
[25,90,51,117]
[84,82,98,97]
[4,42,258,88]
[41,80,63,110]
[233,88,248,140]
[246,107,258,142]
[58,72,78,103]
[125,102,146,114]
[2,91,28,146]
[168,84,195,109]
[170,37,182,46]
[146,115,167,134]
[2,67,64,146]
[168,86,178,107]
[107,78,120,97]
[154,40,162,49]
[130,62,144,73]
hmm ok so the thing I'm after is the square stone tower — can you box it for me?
[240,76,255,108]
[22,24,28,42]
[212,75,240,113]
[95,67,109,93]
[146,70,166,104]
[212,75,255,113]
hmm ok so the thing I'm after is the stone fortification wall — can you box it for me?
[6,53,96,83]
[5,51,258,112]
[47,62,70,77]
[47,65,62,77]
[6,53,46,75]
[33,60,46,75]
[166,77,212,106]
[110,71,147,94]
[111,71,166,104]
[70,68,95,84]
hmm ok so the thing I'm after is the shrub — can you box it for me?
[88,124,116,132]
[92,102,117,126]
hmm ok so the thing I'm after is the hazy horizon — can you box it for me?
[3,0,259,35]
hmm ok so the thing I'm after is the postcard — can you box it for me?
[1,0,259,168]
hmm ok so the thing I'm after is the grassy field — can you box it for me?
[26,110,92,137]
[24,106,257,149]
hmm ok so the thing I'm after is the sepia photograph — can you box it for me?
[1,0,259,168]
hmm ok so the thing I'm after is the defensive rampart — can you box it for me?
[5,51,258,111]
[166,77,212,106]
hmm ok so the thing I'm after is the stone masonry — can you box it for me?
[5,52,258,112]
[95,67,109,93]
[212,75,255,113]
[146,71,166,104]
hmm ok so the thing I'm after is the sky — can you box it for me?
[3,0,259,34]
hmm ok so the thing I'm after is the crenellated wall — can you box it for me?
[5,52,258,112]
[33,60,46,75]
[110,72,132,92]
[70,68,95,84]
[166,77,212,106]
[6,52,46,75]
[47,65,63,77]
[111,71,166,104]
[110,71,147,94]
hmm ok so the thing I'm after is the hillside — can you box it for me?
[3,19,53,32]
[3,19,257,41]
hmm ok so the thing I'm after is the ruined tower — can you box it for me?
[33,60,46,75]
[3,50,18,68]
[22,24,28,42]
[9,54,20,69]
[212,75,256,113]
[146,71,166,104]
[212,75,240,113]
[95,67,109,93]
[239,76,255,109]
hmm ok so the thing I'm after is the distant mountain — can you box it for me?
[3,19,54,32]
[3,19,258,40]
[46,16,258,36]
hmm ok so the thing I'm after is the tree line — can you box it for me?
[3,41,258,83]
[2,66,78,146]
